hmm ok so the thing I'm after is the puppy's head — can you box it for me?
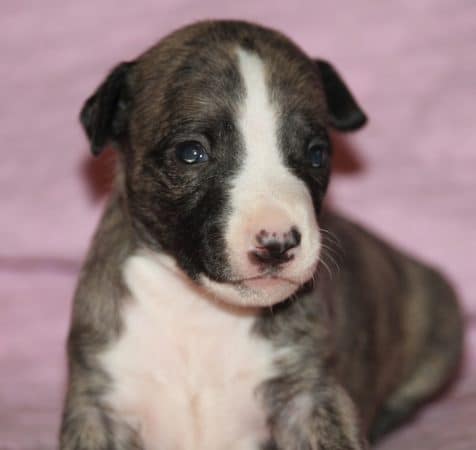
[81,21,366,307]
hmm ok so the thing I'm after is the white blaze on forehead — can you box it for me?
[235,48,282,176]
[200,48,321,307]
[233,47,315,208]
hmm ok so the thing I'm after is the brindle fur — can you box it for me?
[61,20,463,450]
[255,212,463,449]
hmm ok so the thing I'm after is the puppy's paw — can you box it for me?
[268,391,368,450]
[60,408,142,450]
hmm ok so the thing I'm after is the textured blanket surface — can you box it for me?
[1,0,475,448]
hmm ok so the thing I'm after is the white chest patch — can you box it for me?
[99,251,276,450]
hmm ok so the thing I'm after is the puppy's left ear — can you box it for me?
[80,61,136,155]
[315,59,367,131]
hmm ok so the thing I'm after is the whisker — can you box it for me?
[320,228,344,251]
[310,271,319,289]
[320,245,342,276]
[321,244,341,264]
[319,258,333,280]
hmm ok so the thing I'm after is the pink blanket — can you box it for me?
[1,0,475,448]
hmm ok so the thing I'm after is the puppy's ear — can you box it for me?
[80,61,135,155]
[315,59,367,131]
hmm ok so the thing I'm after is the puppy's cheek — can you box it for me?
[199,234,231,281]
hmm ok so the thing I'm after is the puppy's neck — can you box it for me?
[123,248,263,318]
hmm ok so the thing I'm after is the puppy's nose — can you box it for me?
[249,227,301,267]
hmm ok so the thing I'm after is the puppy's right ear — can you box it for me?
[80,61,135,156]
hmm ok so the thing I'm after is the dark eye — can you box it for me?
[308,140,330,168]
[175,141,209,164]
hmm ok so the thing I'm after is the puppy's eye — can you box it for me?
[175,141,209,164]
[308,140,330,168]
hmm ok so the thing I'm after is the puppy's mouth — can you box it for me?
[211,259,318,294]
[226,273,302,288]
[199,264,317,308]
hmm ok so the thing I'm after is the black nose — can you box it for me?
[249,227,301,268]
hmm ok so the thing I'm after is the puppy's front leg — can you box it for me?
[263,379,368,450]
[60,358,143,450]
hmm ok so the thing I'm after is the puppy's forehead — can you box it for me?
[131,21,326,146]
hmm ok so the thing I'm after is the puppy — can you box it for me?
[61,20,463,450]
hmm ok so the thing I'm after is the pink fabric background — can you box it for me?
[1,1,475,448]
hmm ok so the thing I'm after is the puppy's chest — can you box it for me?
[100,254,276,450]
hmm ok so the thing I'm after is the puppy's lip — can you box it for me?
[227,274,301,287]
[216,257,319,287]
[243,276,301,292]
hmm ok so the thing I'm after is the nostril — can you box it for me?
[286,227,301,250]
